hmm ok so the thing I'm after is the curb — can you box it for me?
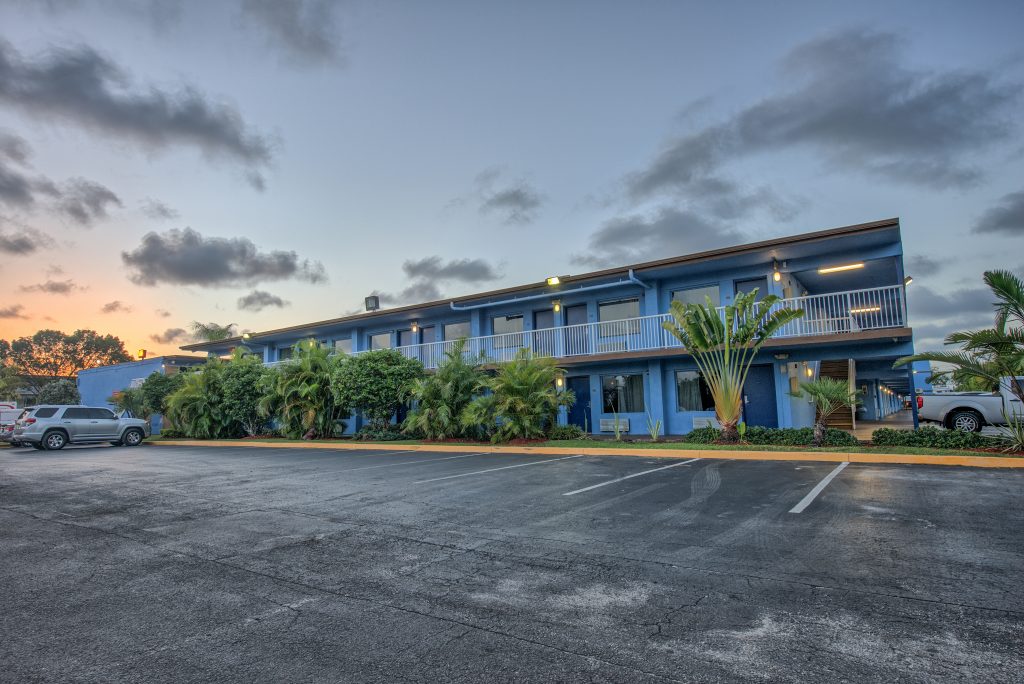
[149,440,1024,469]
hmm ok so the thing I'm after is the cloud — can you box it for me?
[156,308,172,318]
[55,178,121,225]
[571,206,747,268]
[237,289,289,312]
[19,278,82,294]
[906,284,996,350]
[627,29,1020,201]
[905,255,946,278]
[141,197,179,221]
[0,304,27,319]
[150,327,190,344]
[402,256,502,284]
[973,190,1024,236]
[0,40,274,189]
[0,226,40,254]
[100,300,131,313]
[369,281,444,307]
[122,227,328,287]
[240,0,344,67]
[455,168,545,225]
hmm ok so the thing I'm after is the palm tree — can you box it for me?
[791,377,861,447]
[896,270,1024,403]
[403,339,486,440]
[165,361,233,438]
[189,321,237,342]
[662,289,804,442]
[462,350,574,443]
[260,339,346,439]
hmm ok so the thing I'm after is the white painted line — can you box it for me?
[415,455,586,484]
[341,452,486,472]
[562,458,700,496]
[789,462,849,514]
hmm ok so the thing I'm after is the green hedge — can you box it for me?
[353,426,406,441]
[684,426,859,447]
[871,427,995,449]
[549,424,587,440]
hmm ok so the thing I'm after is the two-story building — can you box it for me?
[181,218,923,435]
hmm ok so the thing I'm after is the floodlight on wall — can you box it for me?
[137,349,147,360]
[364,295,380,311]
[546,276,561,286]
[818,262,864,274]
[904,275,914,286]
[242,332,251,341]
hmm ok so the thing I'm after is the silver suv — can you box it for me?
[12,405,150,451]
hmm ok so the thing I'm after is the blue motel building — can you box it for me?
[183,218,927,436]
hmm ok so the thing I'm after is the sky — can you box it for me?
[1,0,1023,355]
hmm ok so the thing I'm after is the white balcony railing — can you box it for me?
[265,285,906,370]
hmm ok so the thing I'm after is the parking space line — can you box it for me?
[415,455,586,483]
[341,452,486,472]
[789,462,849,513]
[562,458,700,496]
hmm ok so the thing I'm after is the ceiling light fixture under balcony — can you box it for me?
[818,262,865,274]
[850,306,881,314]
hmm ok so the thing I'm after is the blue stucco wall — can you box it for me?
[77,357,202,434]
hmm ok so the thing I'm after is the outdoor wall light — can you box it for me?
[772,260,782,282]
[904,275,914,286]
[818,262,865,274]
[411,322,418,333]
[546,276,561,286]
[556,376,564,388]
[242,332,252,341]
[552,299,561,313]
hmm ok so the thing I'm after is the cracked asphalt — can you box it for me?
[1,444,1022,682]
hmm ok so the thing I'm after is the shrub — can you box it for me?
[871,427,996,450]
[221,352,275,437]
[165,360,236,439]
[549,424,586,440]
[354,426,406,441]
[140,371,185,417]
[683,425,859,447]
[332,349,424,431]
[461,351,574,443]
[158,428,184,439]
[37,378,81,405]
[403,339,485,440]
[261,339,347,439]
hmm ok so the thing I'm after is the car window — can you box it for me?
[33,407,59,418]
[62,407,90,419]
[89,408,117,420]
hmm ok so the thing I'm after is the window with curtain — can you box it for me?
[598,298,640,338]
[672,285,720,308]
[492,314,524,348]
[675,371,715,411]
[601,374,645,412]
[443,321,470,340]
[370,332,391,350]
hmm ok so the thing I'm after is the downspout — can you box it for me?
[449,269,651,312]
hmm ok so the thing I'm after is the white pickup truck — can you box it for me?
[917,377,1024,432]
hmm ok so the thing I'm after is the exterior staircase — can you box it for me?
[818,359,856,430]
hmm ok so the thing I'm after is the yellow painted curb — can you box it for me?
[149,440,1024,469]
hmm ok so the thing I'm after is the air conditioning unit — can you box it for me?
[599,418,629,432]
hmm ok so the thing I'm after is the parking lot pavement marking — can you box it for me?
[561,458,700,496]
[340,452,486,472]
[414,454,586,484]
[789,461,849,513]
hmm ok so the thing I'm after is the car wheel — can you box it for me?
[122,428,144,447]
[948,410,983,433]
[43,431,67,450]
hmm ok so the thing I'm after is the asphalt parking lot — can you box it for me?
[2,445,1022,682]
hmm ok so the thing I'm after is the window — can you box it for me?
[278,346,293,361]
[397,329,416,347]
[334,338,352,354]
[370,332,392,350]
[734,277,768,302]
[89,408,117,420]
[62,407,90,419]
[672,285,720,308]
[602,374,645,413]
[598,298,640,340]
[420,326,436,344]
[492,314,524,348]
[33,407,58,418]
[443,321,470,340]
[675,371,715,411]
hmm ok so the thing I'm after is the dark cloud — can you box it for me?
[0,304,27,319]
[0,227,40,254]
[458,168,545,225]
[0,41,274,189]
[150,327,190,344]
[0,129,29,164]
[369,281,445,308]
[0,131,36,208]
[141,197,179,221]
[402,256,502,284]
[240,0,344,67]
[237,289,289,312]
[56,178,121,225]
[156,308,172,318]
[100,300,131,313]
[627,29,1019,201]
[571,207,747,268]
[905,255,946,278]
[122,227,327,287]
[973,190,1024,236]
[906,284,996,350]
[19,278,81,294]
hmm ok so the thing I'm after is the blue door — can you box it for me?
[742,365,778,428]
[566,376,592,432]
